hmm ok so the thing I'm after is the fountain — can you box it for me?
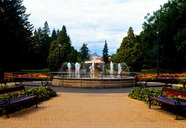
[75,62,80,78]
[117,63,122,78]
[51,54,135,88]
[110,61,114,78]
[67,62,71,78]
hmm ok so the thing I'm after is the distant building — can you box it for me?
[89,52,103,61]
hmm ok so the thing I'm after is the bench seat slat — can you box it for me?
[9,96,35,104]
[150,96,186,106]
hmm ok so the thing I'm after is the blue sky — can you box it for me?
[23,0,168,56]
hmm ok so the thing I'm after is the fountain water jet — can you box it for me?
[110,61,114,78]
[67,62,71,78]
[118,63,122,78]
[75,62,80,78]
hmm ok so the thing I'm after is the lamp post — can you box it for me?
[157,31,160,77]
[58,43,61,65]
[156,10,160,77]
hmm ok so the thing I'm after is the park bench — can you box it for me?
[149,87,186,119]
[0,85,38,118]
[13,72,48,86]
[139,78,175,88]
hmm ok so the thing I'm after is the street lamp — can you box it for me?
[58,43,61,65]
[157,31,160,77]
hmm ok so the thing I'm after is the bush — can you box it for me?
[128,87,162,105]
[26,86,57,102]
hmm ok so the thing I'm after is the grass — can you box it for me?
[140,69,158,74]
[21,68,50,73]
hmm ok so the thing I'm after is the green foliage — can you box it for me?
[21,68,50,73]
[102,40,109,64]
[141,0,186,72]
[79,43,90,61]
[32,21,52,68]
[47,25,78,71]
[115,27,143,71]
[0,0,33,71]
[0,85,57,102]
[175,77,186,85]
[128,87,162,105]
[27,86,57,102]
[51,29,58,41]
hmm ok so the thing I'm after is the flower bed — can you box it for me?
[136,73,186,84]
[163,89,186,101]
[3,72,51,82]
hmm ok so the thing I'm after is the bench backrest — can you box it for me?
[0,85,25,95]
[146,78,175,83]
[162,87,186,97]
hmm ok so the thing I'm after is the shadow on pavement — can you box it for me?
[49,85,135,93]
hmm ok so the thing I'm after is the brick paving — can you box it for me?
[0,87,186,128]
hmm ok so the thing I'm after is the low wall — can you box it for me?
[51,77,135,88]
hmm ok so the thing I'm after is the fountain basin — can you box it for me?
[54,54,136,88]
[51,76,135,88]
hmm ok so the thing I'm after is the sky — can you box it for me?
[23,0,168,56]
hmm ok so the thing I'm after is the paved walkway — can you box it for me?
[0,86,186,128]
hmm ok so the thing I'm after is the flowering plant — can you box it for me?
[3,72,50,81]
[164,90,186,101]
[137,73,186,83]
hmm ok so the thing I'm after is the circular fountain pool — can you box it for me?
[51,54,136,88]
[51,75,135,88]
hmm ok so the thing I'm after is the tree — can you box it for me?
[51,29,58,41]
[79,43,90,61]
[116,27,143,71]
[43,21,50,35]
[47,25,78,71]
[102,40,109,64]
[41,21,51,67]
[32,21,52,68]
[0,0,33,71]
[141,0,186,72]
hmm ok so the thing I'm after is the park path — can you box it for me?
[0,87,186,128]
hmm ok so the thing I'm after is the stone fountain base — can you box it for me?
[51,76,135,88]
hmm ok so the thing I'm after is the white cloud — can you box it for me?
[23,0,168,55]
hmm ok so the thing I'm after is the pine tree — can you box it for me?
[102,40,109,64]
[79,43,90,61]
[41,21,51,67]
[43,21,50,35]
[0,0,33,71]
[51,29,58,41]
